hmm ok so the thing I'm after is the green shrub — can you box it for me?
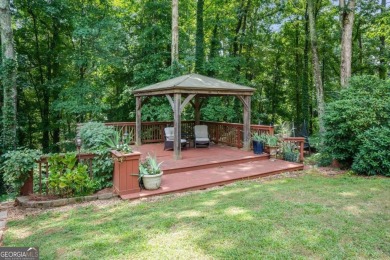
[79,122,116,151]
[79,122,115,190]
[48,153,97,197]
[323,75,390,169]
[352,127,390,176]
[1,148,41,194]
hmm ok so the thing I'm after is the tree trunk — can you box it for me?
[294,22,301,124]
[207,14,220,77]
[302,4,310,126]
[379,0,386,79]
[171,0,179,74]
[340,0,355,87]
[51,18,61,152]
[308,0,325,135]
[29,8,50,152]
[195,0,204,74]
[0,0,17,151]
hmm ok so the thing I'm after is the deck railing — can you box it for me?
[78,121,303,160]
[200,121,274,148]
[281,137,305,162]
[103,121,274,148]
[101,121,196,143]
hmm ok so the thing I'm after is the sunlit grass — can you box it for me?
[4,170,390,259]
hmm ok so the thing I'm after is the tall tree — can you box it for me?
[195,0,204,74]
[171,0,179,73]
[0,0,17,151]
[308,0,325,135]
[302,3,310,127]
[378,0,386,79]
[340,0,356,87]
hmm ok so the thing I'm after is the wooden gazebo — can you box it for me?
[133,74,255,160]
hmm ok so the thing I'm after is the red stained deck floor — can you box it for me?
[121,143,304,200]
[134,143,270,174]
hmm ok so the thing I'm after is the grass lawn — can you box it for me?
[4,169,390,259]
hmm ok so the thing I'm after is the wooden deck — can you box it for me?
[135,143,270,174]
[121,143,304,200]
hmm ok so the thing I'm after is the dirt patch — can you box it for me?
[7,197,122,221]
[28,194,60,201]
[314,166,348,176]
[95,187,114,195]
[26,188,114,202]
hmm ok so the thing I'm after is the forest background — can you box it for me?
[0,0,388,154]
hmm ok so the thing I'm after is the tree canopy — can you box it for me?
[0,0,388,152]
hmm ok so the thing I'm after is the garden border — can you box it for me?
[16,192,118,209]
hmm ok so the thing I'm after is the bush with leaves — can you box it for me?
[1,148,41,194]
[323,75,390,174]
[351,127,390,176]
[47,153,97,197]
[79,122,116,150]
[79,122,116,189]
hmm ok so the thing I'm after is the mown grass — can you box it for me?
[4,170,390,259]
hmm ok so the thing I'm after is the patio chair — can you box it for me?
[194,125,210,148]
[164,127,188,150]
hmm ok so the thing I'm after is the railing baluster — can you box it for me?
[45,161,49,195]
[39,161,42,194]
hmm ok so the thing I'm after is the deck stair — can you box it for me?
[121,144,304,200]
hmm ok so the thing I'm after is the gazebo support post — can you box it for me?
[135,96,142,146]
[173,93,182,160]
[240,96,251,151]
[134,74,256,156]
[194,96,201,125]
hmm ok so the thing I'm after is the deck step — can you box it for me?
[161,152,270,175]
[121,159,304,200]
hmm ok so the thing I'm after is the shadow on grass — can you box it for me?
[4,173,390,259]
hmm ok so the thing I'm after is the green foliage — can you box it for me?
[252,133,267,142]
[281,142,299,162]
[47,153,96,197]
[105,129,133,153]
[201,97,241,123]
[79,122,115,190]
[1,148,42,194]
[352,127,390,176]
[0,59,17,152]
[79,122,116,151]
[91,150,114,190]
[323,76,390,169]
[265,135,279,146]
[10,0,390,154]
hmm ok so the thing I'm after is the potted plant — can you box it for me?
[252,133,267,154]
[265,135,279,161]
[1,148,42,196]
[139,153,163,190]
[105,130,133,154]
[106,130,142,195]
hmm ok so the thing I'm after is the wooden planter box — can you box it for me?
[111,151,141,195]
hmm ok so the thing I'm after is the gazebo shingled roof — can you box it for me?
[133,73,255,96]
[133,73,255,160]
